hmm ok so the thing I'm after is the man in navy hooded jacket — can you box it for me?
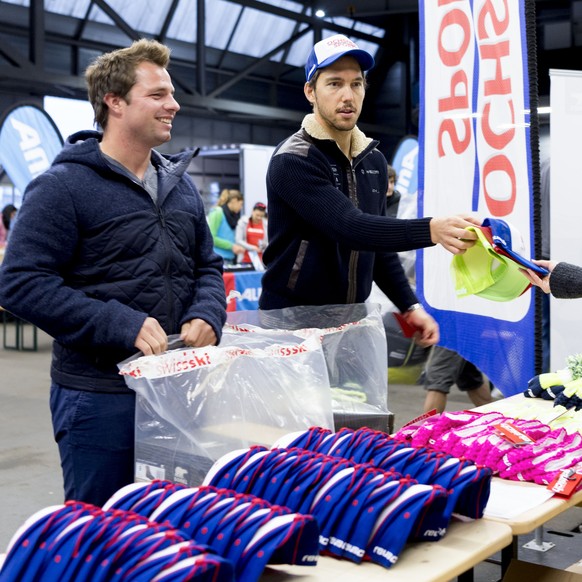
[0,39,226,506]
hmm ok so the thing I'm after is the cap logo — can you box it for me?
[315,37,358,62]
[305,33,375,81]
[326,37,357,49]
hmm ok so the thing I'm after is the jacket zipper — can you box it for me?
[106,162,178,332]
[346,164,359,303]
[155,203,176,330]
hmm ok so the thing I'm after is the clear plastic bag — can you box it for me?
[119,329,333,486]
[226,303,390,432]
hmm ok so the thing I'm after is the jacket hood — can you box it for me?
[301,113,374,159]
[55,129,197,178]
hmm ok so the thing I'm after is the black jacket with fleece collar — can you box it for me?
[259,114,434,311]
[0,131,226,393]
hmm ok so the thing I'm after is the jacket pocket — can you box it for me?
[287,240,309,291]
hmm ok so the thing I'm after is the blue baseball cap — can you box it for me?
[483,218,549,276]
[305,34,375,81]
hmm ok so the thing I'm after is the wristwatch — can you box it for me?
[407,303,423,312]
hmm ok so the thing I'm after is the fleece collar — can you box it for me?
[301,114,373,159]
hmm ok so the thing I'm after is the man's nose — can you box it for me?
[166,95,180,112]
[339,86,355,102]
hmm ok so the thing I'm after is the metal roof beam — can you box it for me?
[226,0,383,44]
[0,39,33,70]
[158,0,181,43]
[207,27,311,98]
[29,0,44,68]
[197,0,206,96]
[92,0,140,42]
[0,64,402,136]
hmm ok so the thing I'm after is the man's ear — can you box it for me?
[102,92,123,112]
[304,82,315,105]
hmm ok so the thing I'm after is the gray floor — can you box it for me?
[1,327,580,580]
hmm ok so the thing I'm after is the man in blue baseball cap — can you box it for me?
[259,33,479,348]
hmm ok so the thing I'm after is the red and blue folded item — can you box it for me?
[331,477,409,563]
[92,522,209,582]
[310,466,366,546]
[1,480,319,582]
[279,426,492,520]
[108,481,320,582]
[482,218,549,276]
[204,444,456,567]
[365,483,450,568]
[446,465,494,519]
[203,446,269,492]
[137,553,228,582]
[237,513,319,576]
[316,466,388,558]
[103,480,186,513]
[3,503,90,582]
[0,501,233,582]
[122,543,227,582]
[127,481,188,516]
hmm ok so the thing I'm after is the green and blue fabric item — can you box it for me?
[555,378,582,411]
[450,219,534,302]
[524,372,567,400]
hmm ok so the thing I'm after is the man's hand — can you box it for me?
[135,317,168,355]
[403,307,440,347]
[429,215,480,254]
[520,260,556,294]
[181,319,218,347]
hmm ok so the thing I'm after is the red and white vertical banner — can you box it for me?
[417,0,539,395]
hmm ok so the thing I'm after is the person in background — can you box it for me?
[0,204,18,245]
[207,188,245,265]
[523,260,582,298]
[235,201,268,265]
[385,165,401,218]
[422,346,493,413]
[215,187,232,207]
[260,33,479,349]
[0,39,226,507]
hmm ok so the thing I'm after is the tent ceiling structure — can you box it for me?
[0,0,580,140]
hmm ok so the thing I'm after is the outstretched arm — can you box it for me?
[429,215,481,254]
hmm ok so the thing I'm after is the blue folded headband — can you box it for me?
[324,467,393,561]
[0,501,231,582]
[366,484,442,568]
[338,477,409,563]
[237,513,319,581]
[103,480,165,512]
[446,465,492,519]
[203,446,268,489]
[129,481,187,516]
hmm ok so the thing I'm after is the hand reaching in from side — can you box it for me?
[520,260,556,294]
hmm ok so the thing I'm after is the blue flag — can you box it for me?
[0,104,63,194]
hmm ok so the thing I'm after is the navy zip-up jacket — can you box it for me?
[0,131,226,392]
[260,114,434,311]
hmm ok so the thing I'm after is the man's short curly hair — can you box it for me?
[85,38,171,130]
